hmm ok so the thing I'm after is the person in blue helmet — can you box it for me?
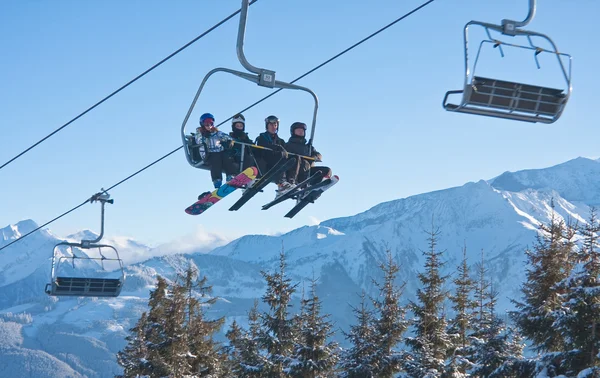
[195,113,237,189]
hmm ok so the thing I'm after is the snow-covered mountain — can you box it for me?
[1,156,599,377]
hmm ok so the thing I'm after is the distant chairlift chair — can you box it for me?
[45,191,125,297]
[443,0,572,124]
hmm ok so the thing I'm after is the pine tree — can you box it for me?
[143,275,173,376]
[117,267,227,377]
[370,250,408,377]
[510,209,576,354]
[287,277,339,377]
[339,291,378,378]
[555,208,600,375]
[470,285,524,377]
[227,300,265,377]
[257,249,298,376]
[164,273,192,376]
[182,266,226,377]
[445,243,477,376]
[116,312,150,377]
[404,222,452,377]
[225,319,244,374]
[471,249,493,340]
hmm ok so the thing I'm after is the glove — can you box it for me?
[222,139,235,149]
[272,144,288,159]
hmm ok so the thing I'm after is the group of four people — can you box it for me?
[194,112,332,200]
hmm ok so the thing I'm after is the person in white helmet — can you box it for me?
[228,113,255,171]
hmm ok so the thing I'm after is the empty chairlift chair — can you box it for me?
[45,191,125,297]
[442,0,572,124]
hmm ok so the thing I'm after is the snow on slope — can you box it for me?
[1,156,599,377]
[490,156,600,206]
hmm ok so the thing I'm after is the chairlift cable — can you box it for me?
[223,0,436,124]
[1,0,436,252]
[0,0,260,173]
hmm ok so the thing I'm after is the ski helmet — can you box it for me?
[265,115,279,130]
[200,113,215,126]
[231,113,245,131]
[290,122,307,136]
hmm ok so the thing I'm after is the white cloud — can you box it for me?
[115,225,238,265]
[150,224,234,256]
[308,216,321,226]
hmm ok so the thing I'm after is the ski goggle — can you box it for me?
[202,119,214,126]
[232,116,245,125]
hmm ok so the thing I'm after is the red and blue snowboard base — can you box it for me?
[185,166,258,216]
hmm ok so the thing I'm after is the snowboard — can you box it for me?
[185,166,258,215]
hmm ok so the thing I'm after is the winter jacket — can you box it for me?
[255,131,285,160]
[195,129,232,159]
[285,136,322,164]
[229,130,253,161]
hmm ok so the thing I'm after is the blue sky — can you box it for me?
[1,0,599,248]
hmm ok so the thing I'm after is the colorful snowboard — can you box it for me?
[185,166,258,215]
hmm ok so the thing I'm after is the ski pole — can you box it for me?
[231,140,319,161]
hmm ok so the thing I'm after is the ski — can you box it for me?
[228,158,295,211]
[261,171,324,211]
[284,175,339,218]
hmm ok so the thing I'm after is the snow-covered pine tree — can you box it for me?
[225,319,245,375]
[182,266,226,377]
[163,272,192,376]
[257,248,298,376]
[404,222,452,378]
[510,209,576,354]
[471,249,493,338]
[445,243,477,376]
[369,250,408,377]
[142,275,173,376]
[287,276,339,378]
[339,291,378,378]
[554,208,600,375]
[116,312,150,377]
[470,284,524,377]
[226,300,264,377]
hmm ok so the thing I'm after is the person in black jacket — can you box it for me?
[228,113,254,171]
[283,121,332,190]
[254,115,291,193]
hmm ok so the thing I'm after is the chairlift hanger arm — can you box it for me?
[81,190,113,246]
[502,0,536,30]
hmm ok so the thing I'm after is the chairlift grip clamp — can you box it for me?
[501,19,518,36]
[258,69,276,88]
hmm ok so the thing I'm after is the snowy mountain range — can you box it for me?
[1,156,599,377]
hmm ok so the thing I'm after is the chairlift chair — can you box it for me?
[181,0,320,174]
[45,191,125,297]
[443,0,572,124]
